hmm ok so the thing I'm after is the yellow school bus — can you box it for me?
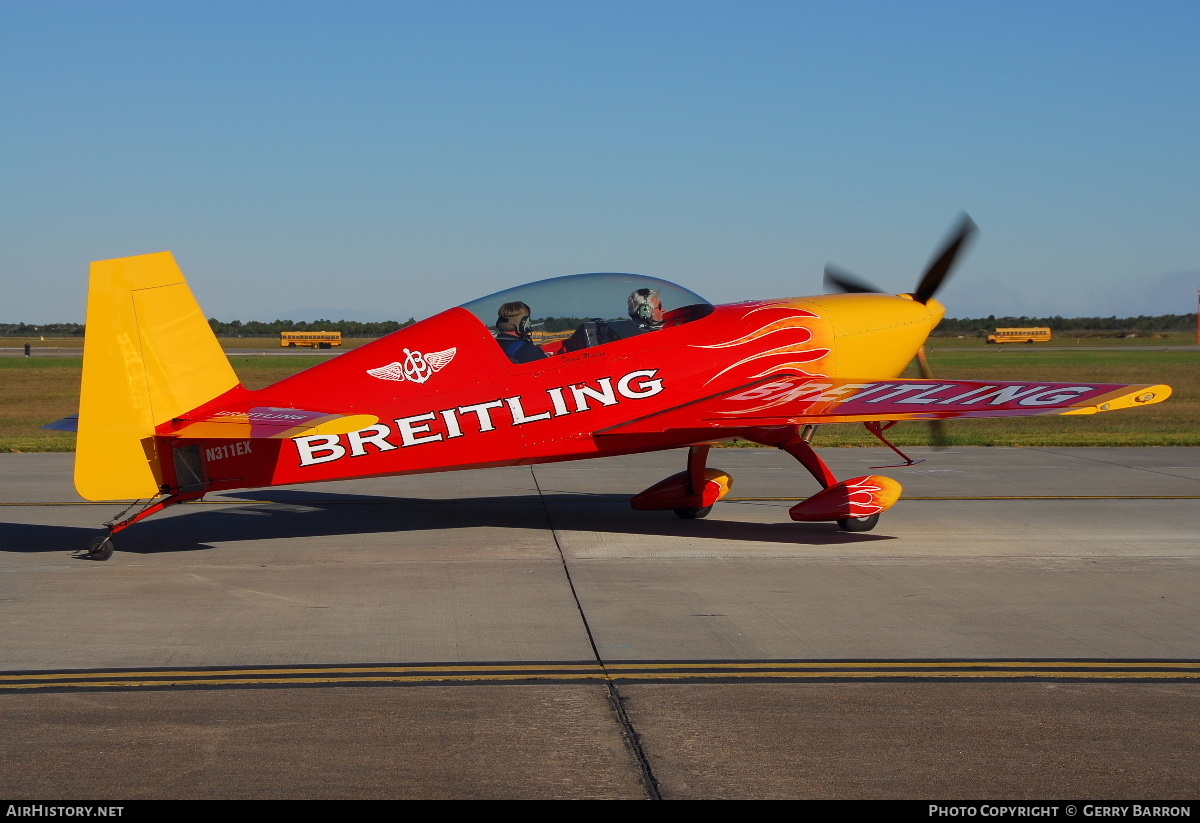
[987,327,1052,344]
[280,331,343,349]
[529,329,574,345]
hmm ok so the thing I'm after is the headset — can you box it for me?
[497,310,533,338]
[634,288,655,323]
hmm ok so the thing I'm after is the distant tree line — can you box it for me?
[0,322,86,337]
[932,314,1197,337]
[536,316,589,332]
[204,318,416,337]
[2,313,1195,338]
[0,319,418,337]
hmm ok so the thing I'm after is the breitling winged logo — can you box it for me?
[367,347,457,384]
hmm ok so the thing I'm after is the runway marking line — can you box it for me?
[2,660,1197,691]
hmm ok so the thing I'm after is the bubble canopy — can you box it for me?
[459,272,711,329]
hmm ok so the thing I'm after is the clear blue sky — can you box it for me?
[2,1,1197,323]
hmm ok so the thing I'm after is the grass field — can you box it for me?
[2,337,380,351]
[3,348,1197,452]
[5,331,1199,351]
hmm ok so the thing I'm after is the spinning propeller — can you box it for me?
[823,214,979,447]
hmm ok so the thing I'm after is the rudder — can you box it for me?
[76,252,239,500]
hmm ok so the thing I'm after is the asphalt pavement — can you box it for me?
[1,448,1198,799]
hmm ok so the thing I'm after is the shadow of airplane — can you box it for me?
[0,488,894,557]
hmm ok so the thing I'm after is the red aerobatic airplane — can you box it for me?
[55,217,1171,559]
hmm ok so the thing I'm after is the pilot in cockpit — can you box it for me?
[627,288,665,331]
[494,301,549,364]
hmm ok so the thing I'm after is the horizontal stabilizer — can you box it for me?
[42,415,79,432]
[599,376,1172,436]
[169,407,379,440]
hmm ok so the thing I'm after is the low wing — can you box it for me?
[598,376,1171,436]
[166,407,379,440]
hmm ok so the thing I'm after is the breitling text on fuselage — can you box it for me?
[292,368,665,467]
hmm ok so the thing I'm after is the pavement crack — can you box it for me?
[603,680,662,800]
[529,465,662,800]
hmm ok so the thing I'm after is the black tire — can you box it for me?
[837,514,879,532]
[674,506,712,519]
[88,535,114,561]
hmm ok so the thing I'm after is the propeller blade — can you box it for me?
[928,418,951,448]
[912,213,978,304]
[823,264,883,295]
[915,346,934,380]
[914,346,951,448]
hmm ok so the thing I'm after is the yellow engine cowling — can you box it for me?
[795,293,944,381]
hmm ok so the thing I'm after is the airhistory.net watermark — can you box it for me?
[6,807,123,818]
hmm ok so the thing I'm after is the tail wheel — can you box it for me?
[674,506,712,519]
[87,535,114,560]
[837,514,879,532]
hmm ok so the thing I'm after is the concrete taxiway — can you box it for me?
[1,447,1198,799]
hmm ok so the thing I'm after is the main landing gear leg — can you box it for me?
[774,432,885,532]
[777,434,837,490]
[674,445,713,519]
[79,491,205,561]
[631,445,732,516]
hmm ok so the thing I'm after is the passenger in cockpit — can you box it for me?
[494,301,549,364]
[627,288,665,331]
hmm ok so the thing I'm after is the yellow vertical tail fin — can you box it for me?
[75,252,239,500]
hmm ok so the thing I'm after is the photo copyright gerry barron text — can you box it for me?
[929,806,1192,819]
